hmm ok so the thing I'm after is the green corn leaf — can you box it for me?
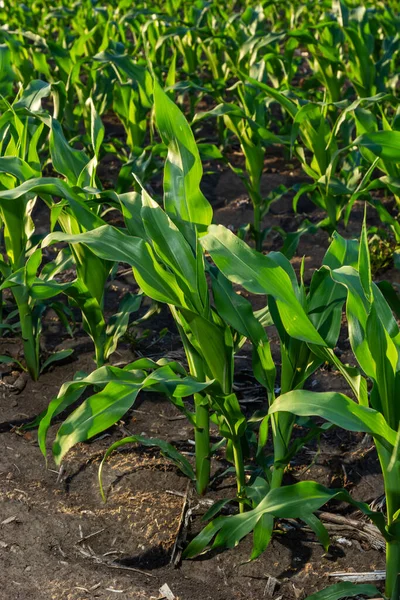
[49,119,90,186]
[331,266,400,381]
[184,517,226,559]
[212,506,264,551]
[70,239,111,308]
[315,346,368,406]
[40,349,74,374]
[13,79,51,112]
[210,270,276,392]
[0,178,104,232]
[358,211,372,302]
[40,361,211,462]
[31,279,73,299]
[269,390,397,447]
[210,270,267,344]
[40,248,74,280]
[213,393,246,440]
[154,79,212,227]
[25,248,42,287]
[141,190,201,307]
[251,513,274,561]
[118,192,147,238]
[291,102,321,151]
[301,512,330,551]
[355,131,400,162]
[0,156,37,181]
[0,268,71,299]
[366,306,398,426]
[146,367,212,399]
[184,481,388,559]
[37,358,175,450]
[94,51,152,107]
[0,355,26,371]
[104,293,142,360]
[307,267,346,347]
[202,499,232,522]
[0,44,15,96]
[165,50,177,95]
[267,250,300,294]
[304,582,382,600]
[52,381,142,462]
[200,225,325,345]
[178,308,234,394]
[43,226,188,308]
[198,143,224,160]
[52,364,212,464]
[64,279,106,358]
[86,96,105,158]
[193,103,246,122]
[240,73,297,119]
[322,231,359,270]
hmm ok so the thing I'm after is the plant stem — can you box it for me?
[253,201,262,252]
[194,393,210,496]
[169,310,212,495]
[17,296,39,380]
[377,443,400,598]
[270,463,285,490]
[386,539,400,598]
[271,412,294,490]
[94,342,105,368]
[232,439,246,513]
[385,486,400,597]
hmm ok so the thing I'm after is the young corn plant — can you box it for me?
[0,171,145,370]
[194,76,290,251]
[42,80,241,497]
[0,85,142,369]
[239,75,345,232]
[265,219,400,599]
[352,116,400,223]
[329,124,400,244]
[0,87,75,379]
[182,226,396,596]
[305,21,345,104]
[185,476,387,600]
[244,75,395,233]
[37,356,213,476]
[39,80,306,501]
[94,49,153,150]
[180,221,370,555]
[41,80,357,508]
[335,1,400,98]
[35,94,144,367]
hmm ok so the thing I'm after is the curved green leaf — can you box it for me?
[305,582,382,600]
[200,225,326,345]
[184,480,388,558]
[43,226,188,307]
[269,390,397,447]
[355,131,400,162]
[154,80,212,227]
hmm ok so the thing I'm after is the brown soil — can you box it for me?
[0,161,396,600]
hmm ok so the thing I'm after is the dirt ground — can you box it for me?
[0,155,397,600]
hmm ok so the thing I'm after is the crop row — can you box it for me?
[0,2,399,599]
